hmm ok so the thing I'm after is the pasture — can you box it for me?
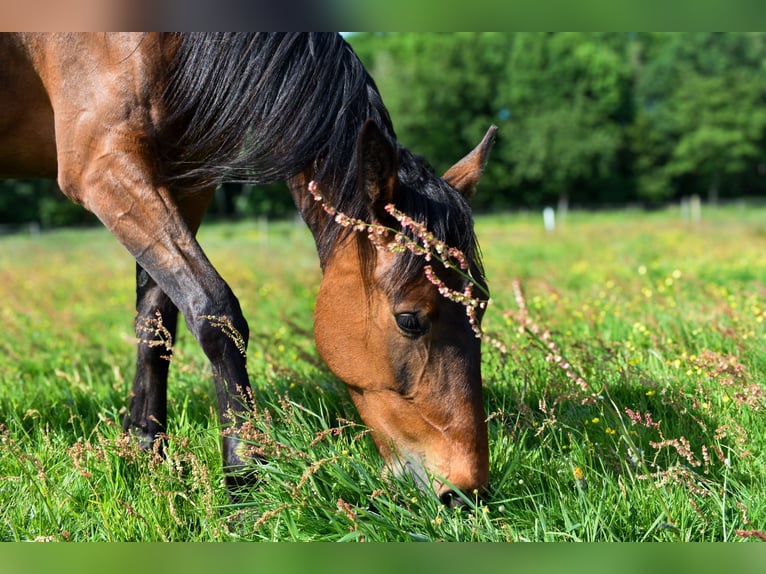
[0,205,764,541]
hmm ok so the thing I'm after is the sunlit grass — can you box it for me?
[0,206,764,541]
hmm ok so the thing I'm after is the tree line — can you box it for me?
[351,32,766,212]
[3,32,766,227]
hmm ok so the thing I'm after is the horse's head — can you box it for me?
[313,121,496,506]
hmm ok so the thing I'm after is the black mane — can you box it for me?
[158,32,484,292]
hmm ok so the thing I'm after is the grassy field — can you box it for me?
[0,206,764,541]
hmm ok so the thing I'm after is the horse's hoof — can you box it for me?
[222,434,265,503]
[122,417,163,452]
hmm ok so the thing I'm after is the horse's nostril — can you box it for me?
[439,489,468,508]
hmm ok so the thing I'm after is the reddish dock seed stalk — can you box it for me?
[511,279,589,393]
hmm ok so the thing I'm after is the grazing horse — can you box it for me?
[0,33,495,506]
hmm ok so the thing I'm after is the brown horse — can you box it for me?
[0,33,495,506]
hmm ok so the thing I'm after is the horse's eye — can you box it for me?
[395,312,427,337]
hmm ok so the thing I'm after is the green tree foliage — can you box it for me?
[666,70,766,201]
[2,33,766,226]
[498,33,631,207]
[630,33,766,202]
[0,179,96,229]
[355,32,766,210]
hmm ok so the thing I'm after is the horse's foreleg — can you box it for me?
[123,262,179,450]
[35,34,257,493]
[62,152,256,490]
[123,190,213,451]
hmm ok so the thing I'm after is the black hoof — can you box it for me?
[122,416,164,452]
[222,434,264,504]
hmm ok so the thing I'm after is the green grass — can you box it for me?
[0,206,764,541]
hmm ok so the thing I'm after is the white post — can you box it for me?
[543,207,556,232]
[690,194,701,224]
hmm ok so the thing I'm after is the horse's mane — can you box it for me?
[157,32,484,293]
[159,33,391,188]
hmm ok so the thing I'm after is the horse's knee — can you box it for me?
[192,295,250,363]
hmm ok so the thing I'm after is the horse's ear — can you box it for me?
[358,119,398,217]
[443,125,497,199]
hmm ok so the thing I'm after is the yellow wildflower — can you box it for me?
[573,467,588,490]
